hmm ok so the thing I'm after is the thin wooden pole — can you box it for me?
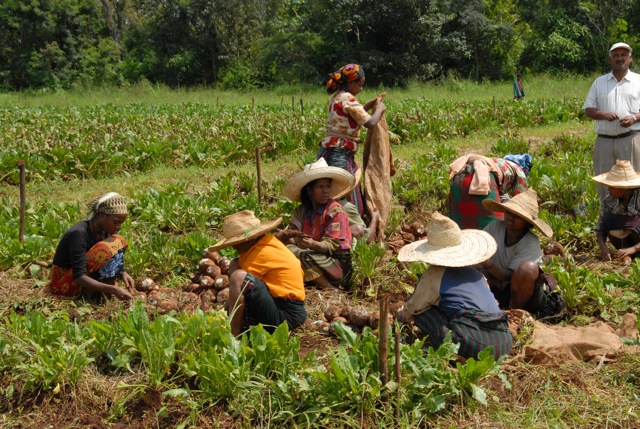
[17,161,25,243]
[252,97,255,110]
[379,295,389,389]
[299,98,304,115]
[394,321,401,418]
[291,96,295,111]
[255,147,262,205]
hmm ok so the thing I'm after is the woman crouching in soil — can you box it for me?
[278,158,355,292]
[593,160,640,261]
[395,212,512,359]
[209,210,307,337]
[48,192,134,302]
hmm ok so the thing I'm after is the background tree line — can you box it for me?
[1,0,639,91]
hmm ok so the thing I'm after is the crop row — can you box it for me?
[0,302,506,425]
[0,98,585,184]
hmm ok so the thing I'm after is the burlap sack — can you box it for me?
[363,102,393,241]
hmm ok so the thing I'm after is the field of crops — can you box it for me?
[1,79,639,428]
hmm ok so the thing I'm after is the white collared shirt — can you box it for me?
[583,70,640,135]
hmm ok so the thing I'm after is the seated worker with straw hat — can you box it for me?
[477,189,556,314]
[396,212,512,359]
[592,160,640,261]
[277,158,355,291]
[334,168,380,244]
[48,192,134,302]
[209,210,307,337]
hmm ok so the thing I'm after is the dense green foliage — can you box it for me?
[2,0,640,90]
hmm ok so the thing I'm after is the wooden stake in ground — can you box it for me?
[17,160,26,243]
[379,295,389,388]
[394,321,401,418]
[255,147,262,205]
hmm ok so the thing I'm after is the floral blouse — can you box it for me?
[320,91,371,152]
[494,158,528,196]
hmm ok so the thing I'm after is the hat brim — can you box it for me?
[398,230,497,266]
[334,168,362,200]
[208,217,282,251]
[482,199,553,237]
[592,172,640,189]
[284,166,355,202]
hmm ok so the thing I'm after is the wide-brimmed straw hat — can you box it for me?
[208,210,282,251]
[398,212,497,266]
[334,168,362,200]
[592,160,640,189]
[482,189,553,237]
[283,158,355,202]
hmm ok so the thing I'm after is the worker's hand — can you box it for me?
[614,247,636,259]
[619,115,636,128]
[112,286,133,301]
[122,272,135,291]
[603,112,619,121]
[599,248,613,261]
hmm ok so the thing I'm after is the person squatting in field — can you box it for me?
[209,210,307,337]
[476,189,558,316]
[278,159,355,292]
[47,192,134,302]
[592,160,640,261]
[318,63,386,215]
[583,42,640,200]
[448,154,528,230]
[395,212,513,359]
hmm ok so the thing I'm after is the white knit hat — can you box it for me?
[86,192,128,220]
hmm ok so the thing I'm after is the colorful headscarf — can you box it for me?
[325,64,365,94]
[86,192,128,220]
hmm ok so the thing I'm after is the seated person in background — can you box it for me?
[48,192,134,301]
[277,158,355,291]
[592,160,640,261]
[477,189,554,313]
[209,210,307,337]
[396,212,512,360]
[334,168,380,244]
[448,155,528,230]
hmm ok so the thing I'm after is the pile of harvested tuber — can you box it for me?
[315,304,397,335]
[134,249,232,313]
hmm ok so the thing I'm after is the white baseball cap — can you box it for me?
[610,42,632,54]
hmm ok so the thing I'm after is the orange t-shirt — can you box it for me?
[238,234,305,301]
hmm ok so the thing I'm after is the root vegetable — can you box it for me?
[199,275,215,289]
[218,258,231,275]
[216,288,229,306]
[347,306,370,327]
[199,258,221,277]
[136,277,158,292]
[181,282,200,293]
[324,305,342,322]
[203,249,223,264]
[214,275,229,291]
[340,306,354,319]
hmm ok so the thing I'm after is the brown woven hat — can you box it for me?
[283,158,355,202]
[208,210,282,251]
[398,212,497,266]
[592,160,640,189]
[482,189,553,237]
[334,168,362,200]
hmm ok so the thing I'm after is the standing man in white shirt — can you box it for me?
[583,42,640,199]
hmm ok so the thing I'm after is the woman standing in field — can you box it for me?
[47,192,134,302]
[278,159,355,291]
[592,160,640,261]
[318,63,386,214]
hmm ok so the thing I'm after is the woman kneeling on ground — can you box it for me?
[396,212,512,359]
[278,158,355,292]
[477,189,557,315]
[209,210,307,337]
[48,192,134,302]
[592,159,640,261]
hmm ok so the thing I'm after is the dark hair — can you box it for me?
[300,180,316,211]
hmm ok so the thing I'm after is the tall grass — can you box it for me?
[0,74,598,108]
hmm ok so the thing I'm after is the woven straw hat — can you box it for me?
[334,168,362,200]
[592,160,640,189]
[482,189,553,237]
[398,212,497,266]
[283,158,355,202]
[208,210,282,251]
